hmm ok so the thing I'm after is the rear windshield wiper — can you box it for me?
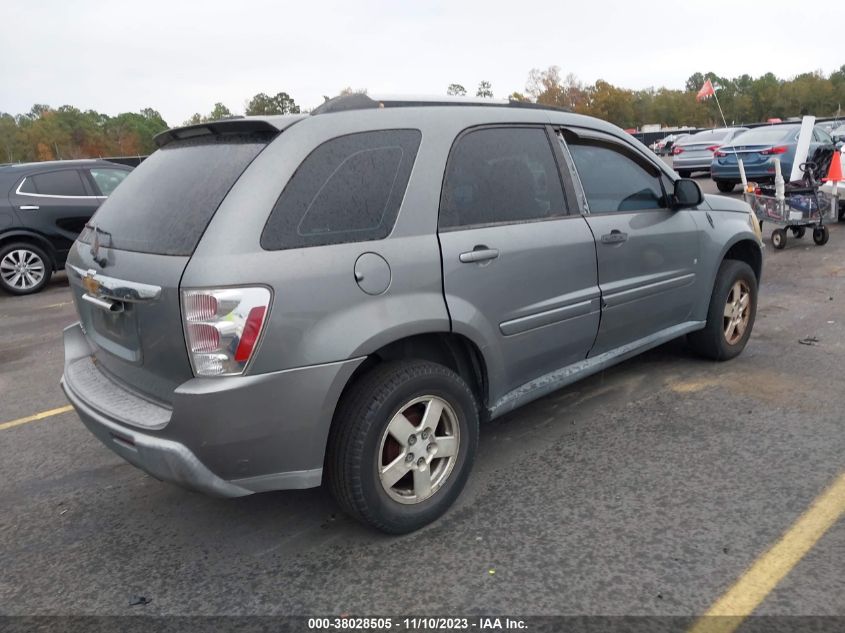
[84,223,111,267]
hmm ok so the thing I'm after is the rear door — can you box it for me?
[67,133,272,404]
[9,168,101,258]
[438,125,601,397]
[561,130,701,356]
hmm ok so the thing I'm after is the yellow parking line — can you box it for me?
[0,405,74,431]
[689,471,845,633]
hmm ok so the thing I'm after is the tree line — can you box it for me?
[515,66,845,129]
[3,68,844,163]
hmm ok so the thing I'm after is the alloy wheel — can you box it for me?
[723,280,751,345]
[378,395,460,505]
[0,249,46,291]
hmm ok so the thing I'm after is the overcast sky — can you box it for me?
[1,0,839,125]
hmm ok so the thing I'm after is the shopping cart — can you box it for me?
[743,161,830,249]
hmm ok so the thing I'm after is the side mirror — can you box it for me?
[672,178,703,208]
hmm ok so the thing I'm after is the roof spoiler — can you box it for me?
[153,118,282,148]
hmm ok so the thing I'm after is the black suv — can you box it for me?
[0,159,132,295]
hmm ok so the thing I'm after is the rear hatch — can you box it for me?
[67,125,277,405]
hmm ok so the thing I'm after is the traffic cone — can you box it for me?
[825,149,843,182]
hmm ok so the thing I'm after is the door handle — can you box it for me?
[600,230,628,244]
[19,205,39,211]
[459,246,499,263]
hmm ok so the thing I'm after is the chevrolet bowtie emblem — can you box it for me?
[82,271,101,295]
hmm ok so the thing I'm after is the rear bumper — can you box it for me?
[61,322,364,497]
[62,380,253,497]
[711,160,786,182]
[672,156,712,170]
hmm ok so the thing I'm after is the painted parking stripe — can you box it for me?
[0,405,74,431]
[689,471,845,633]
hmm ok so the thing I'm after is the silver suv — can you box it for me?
[62,96,763,533]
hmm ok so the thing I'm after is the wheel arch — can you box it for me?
[722,237,763,283]
[0,230,58,269]
[341,332,489,414]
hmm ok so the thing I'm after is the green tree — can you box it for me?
[476,80,493,98]
[447,83,467,96]
[245,92,300,115]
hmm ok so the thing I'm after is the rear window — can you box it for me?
[79,135,268,256]
[731,127,797,146]
[687,129,730,143]
[22,170,87,196]
[261,129,421,251]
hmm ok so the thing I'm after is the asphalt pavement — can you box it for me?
[1,177,843,624]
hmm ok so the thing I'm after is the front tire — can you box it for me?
[0,242,53,295]
[327,360,479,534]
[688,260,758,361]
[716,180,736,193]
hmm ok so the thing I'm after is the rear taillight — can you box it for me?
[761,146,787,155]
[706,145,721,152]
[715,150,728,157]
[181,287,271,377]
[672,146,684,155]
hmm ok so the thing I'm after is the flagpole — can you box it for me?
[711,89,730,129]
[706,83,744,186]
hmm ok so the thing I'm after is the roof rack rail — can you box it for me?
[311,94,570,116]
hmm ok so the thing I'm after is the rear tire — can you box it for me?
[716,181,736,193]
[688,260,757,361]
[0,242,53,295]
[791,227,806,239]
[327,360,479,534]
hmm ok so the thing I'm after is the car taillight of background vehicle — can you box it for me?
[181,287,271,377]
[672,146,684,155]
[715,149,728,157]
[761,146,788,155]
[706,145,721,152]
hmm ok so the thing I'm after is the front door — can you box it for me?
[563,133,701,356]
[438,125,601,399]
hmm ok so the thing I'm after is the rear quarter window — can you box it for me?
[261,129,421,251]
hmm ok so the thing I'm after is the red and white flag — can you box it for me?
[696,79,716,102]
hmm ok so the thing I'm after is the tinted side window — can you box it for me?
[439,127,566,229]
[568,142,667,213]
[29,170,87,196]
[89,168,130,196]
[261,130,421,251]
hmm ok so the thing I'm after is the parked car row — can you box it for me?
[0,159,132,294]
[709,124,837,192]
[662,123,838,193]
